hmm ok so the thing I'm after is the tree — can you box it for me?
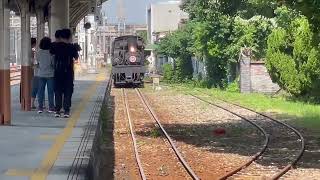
[180,0,275,87]
[191,17,232,87]
[278,0,320,34]
[155,24,195,82]
[136,30,148,42]
[266,16,320,96]
[181,0,275,21]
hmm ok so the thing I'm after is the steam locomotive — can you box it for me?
[111,35,146,86]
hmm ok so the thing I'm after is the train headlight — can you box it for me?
[129,56,137,63]
[129,46,136,53]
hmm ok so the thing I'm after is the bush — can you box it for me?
[226,79,240,92]
[266,16,320,96]
[174,56,193,82]
[163,64,174,82]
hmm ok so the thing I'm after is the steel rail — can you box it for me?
[136,88,200,180]
[189,94,269,180]
[122,88,147,180]
[194,91,305,180]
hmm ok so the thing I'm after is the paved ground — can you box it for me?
[0,70,107,180]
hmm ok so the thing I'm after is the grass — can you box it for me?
[164,83,320,132]
[150,128,162,138]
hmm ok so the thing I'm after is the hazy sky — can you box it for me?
[102,0,169,24]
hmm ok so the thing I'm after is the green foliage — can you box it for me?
[278,0,320,34]
[274,6,299,29]
[171,0,320,99]
[162,57,193,83]
[163,64,174,82]
[189,15,272,87]
[266,16,320,96]
[190,17,231,87]
[175,56,193,82]
[228,16,273,61]
[226,79,240,92]
[181,0,275,21]
[136,30,148,42]
[156,24,194,83]
[150,128,161,138]
[156,23,195,58]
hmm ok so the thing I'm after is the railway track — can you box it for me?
[122,88,199,180]
[190,93,305,180]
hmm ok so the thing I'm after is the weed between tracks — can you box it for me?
[150,128,162,138]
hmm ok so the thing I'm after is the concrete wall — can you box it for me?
[240,57,280,94]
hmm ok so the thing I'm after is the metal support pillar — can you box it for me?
[50,0,69,39]
[20,2,32,111]
[0,0,11,124]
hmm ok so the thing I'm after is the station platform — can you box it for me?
[0,70,108,180]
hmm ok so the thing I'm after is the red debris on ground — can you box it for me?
[213,128,226,136]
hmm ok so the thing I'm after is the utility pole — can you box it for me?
[84,16,88,64]
[117,0,126,36]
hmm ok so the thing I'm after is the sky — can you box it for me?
[102,0,169,24]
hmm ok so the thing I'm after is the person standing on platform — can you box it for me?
[37,37,55,114]
[50,29,78,118]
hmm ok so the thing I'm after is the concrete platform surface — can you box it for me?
[0,71,107,180]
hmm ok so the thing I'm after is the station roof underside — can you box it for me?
[8,0,108,28]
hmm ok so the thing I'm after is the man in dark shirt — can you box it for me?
[50,29,78,118]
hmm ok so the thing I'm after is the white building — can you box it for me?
[147,0,188,44]
[146,0,188,73]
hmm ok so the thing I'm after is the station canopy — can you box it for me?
[7,0,108,28]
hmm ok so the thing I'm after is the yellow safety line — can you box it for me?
[30,73,105,180]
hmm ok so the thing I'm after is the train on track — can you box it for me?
[111,35,146,87]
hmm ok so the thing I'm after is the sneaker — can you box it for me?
[37,110,43,114]
[47,108,55,113]
[63,112,70,118]
[54,112,61,118]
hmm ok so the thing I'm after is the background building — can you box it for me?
[146,0,188,73]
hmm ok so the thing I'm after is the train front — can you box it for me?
[111,36,146,86]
